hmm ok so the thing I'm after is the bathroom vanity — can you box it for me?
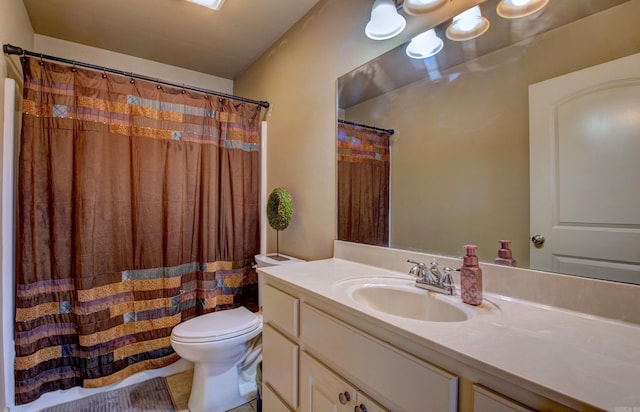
[259,256,640,412]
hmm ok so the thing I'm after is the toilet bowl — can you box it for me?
[170,307,262,412]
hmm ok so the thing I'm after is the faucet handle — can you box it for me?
[441,267,455,286]
[406,259,427,278]
[441,267,457,295]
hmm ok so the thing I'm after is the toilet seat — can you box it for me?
[171,306,261,343]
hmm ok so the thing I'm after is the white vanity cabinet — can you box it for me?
[262,282,458,412]
[259,258,621,412]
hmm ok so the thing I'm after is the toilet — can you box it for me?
[170,253,302,412]
[170,307,262,412]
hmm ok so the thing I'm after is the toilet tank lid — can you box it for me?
[255,254,304,266]
[171,306,260,341]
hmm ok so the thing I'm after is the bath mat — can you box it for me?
[39,377,177,412]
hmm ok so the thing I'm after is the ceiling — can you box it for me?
[21,0,322,80]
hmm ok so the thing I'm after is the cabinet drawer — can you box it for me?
[263,323,299,409]
[301,303,458,412]
[263,284,299,337]
[473,384,537,412]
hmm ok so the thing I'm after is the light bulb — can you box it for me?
[496,0,548,19]
[365,0,406,40]
[446,6,490,41]
[406,29,444,59]
[454,6,483,32]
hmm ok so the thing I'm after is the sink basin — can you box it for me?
[337,277,469,322]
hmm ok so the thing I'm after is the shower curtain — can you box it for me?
[14,57,262,405]
[337,122,390,247]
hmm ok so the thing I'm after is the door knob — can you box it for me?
[531,235,545,246]
[355,404,368,412]
[338,391,351,405]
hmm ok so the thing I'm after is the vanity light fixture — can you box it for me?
[496,0,549,19]
[445,6,490,41]
[405,29,444,59]
[403,0,448,15]
[365,0,407,40]
[184,0,226,11]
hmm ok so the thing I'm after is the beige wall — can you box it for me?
[345,1,640,265]
[235,0,480,260]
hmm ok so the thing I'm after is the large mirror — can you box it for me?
[337,0,640,284]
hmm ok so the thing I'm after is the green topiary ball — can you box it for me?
[267,188,293,232]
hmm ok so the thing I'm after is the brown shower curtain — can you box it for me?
[14,57,262,404]
[337,122,390,247]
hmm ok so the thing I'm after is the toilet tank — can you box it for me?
[255,253,303,268]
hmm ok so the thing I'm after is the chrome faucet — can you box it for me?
[407,259,456,295]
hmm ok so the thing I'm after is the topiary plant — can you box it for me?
[267,187,293,257]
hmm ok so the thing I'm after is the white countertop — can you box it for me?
[259,258,640,411]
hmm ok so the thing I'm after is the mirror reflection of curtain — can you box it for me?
[337,122,390,247]
[15,57,262,404]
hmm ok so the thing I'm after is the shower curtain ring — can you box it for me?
[71,62,76,72]
[39,54,44,66]
[129,73,135,84]
[102,68,107,79]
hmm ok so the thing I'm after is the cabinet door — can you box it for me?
[263,324,299,409]
[300,351,356,412]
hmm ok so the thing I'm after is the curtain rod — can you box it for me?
[3,43,270,109]
[338,119,395,135]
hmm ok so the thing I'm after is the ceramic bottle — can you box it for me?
[460,244,482,306]
[494,239,517,267]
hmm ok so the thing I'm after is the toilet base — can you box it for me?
[188,362,257,412]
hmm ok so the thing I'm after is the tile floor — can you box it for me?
[165,369,258,412]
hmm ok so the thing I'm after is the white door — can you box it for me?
[529,53,640,283]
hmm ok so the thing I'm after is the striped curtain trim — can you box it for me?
[15,261,255,369]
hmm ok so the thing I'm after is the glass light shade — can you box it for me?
[446,6,490,41]
[185,0,225,10]
[496,0,549,19]
[403,0,448,15]
[405,29,444,59]
[365,0,407,40]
